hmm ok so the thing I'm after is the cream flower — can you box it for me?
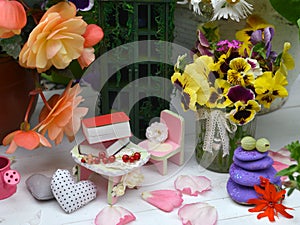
[146,122,168,143]
[112,183,126,197]
[211,0,253,22]
[19,2,87,73]
[122,169,144,188]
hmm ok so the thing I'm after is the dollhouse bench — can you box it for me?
[70,142,150,205]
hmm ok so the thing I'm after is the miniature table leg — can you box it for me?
[79,165,93,180]
[107,175,123,205]
[78,165,123,205]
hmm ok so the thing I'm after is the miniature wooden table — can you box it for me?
[70,142,150,205]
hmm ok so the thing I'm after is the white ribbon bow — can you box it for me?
[197,108,237,157]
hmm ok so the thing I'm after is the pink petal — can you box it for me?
[77,47,95,69]
[178,202,218,225]
[141,189,183,212]
[5,140,18,154]
[94,205,136,225]
[272,161,291,172]
[37,133,52,148]
[269,149,295,171]
[174,175,211,196]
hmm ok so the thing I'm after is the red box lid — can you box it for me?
[82,112,130,128]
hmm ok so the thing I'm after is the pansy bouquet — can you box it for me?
[171,15,295,126]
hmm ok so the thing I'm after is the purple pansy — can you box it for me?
[227,85,255,103]
[69,0,94,11]
[217,40,241,52]
[250,27,274,58]
[195,30,213,56]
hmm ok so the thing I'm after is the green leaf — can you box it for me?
[298,18,300,42]
[252,43,266,59]
[270,0,300,24]
[286,140,300,163]
[287,187,295,196]
[23,0,44,8]
[276,164,298,176]
[0,36,22,59]
[276,167,292,176]
[289,175,295,181]
[41,69,73,85]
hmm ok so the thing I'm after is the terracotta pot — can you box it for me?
[0,56,37,143]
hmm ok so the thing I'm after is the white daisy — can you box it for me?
[211,0,253,22]
[190,0,203,15]
[177,0,203,15]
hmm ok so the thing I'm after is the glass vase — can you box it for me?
[195,108,257,173]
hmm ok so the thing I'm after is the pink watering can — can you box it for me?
[0,156,20,200]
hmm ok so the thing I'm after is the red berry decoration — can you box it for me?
[129,155,135,163]
[122,154,130,163]
[81,158,86,163]
[108,155,116,163]
[99,152,106,159]
[102,157,108,164]
[133,152,141,160]
[93,158,100,164]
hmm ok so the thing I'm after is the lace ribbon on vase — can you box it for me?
[197,108,237,157]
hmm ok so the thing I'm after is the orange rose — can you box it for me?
[19,2,87,73]
[37,82,88,145]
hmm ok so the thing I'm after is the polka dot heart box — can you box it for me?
[51,169,97,214]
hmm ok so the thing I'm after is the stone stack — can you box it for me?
[226,146,281,204]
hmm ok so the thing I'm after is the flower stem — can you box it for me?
[24,94,35,123]
[39,91,52,111]
[18,0,30,10]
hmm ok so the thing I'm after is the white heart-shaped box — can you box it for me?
[51,169,97,213]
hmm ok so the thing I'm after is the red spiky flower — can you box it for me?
[247,176,294,222]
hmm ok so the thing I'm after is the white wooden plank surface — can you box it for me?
[0,75,299,225]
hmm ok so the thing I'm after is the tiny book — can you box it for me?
[78,137,130,157]
[81,112,131,144]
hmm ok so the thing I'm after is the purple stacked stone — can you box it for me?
[226,146,281,204]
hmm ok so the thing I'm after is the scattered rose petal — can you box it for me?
[94,205,136,225]
[174,175,211,196]
[269,149,296,172]
[141,190,183,212]
[178,202,218,225]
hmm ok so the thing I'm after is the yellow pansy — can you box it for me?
[171,72,185,91]
[254,71,288,108]
[181,87,198,111]
[184,56,212,105]
[280,42,295,75]
[228,100,261,125]
[208,53,229,78]
[227,58,254,87]
[206,79,232,108]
